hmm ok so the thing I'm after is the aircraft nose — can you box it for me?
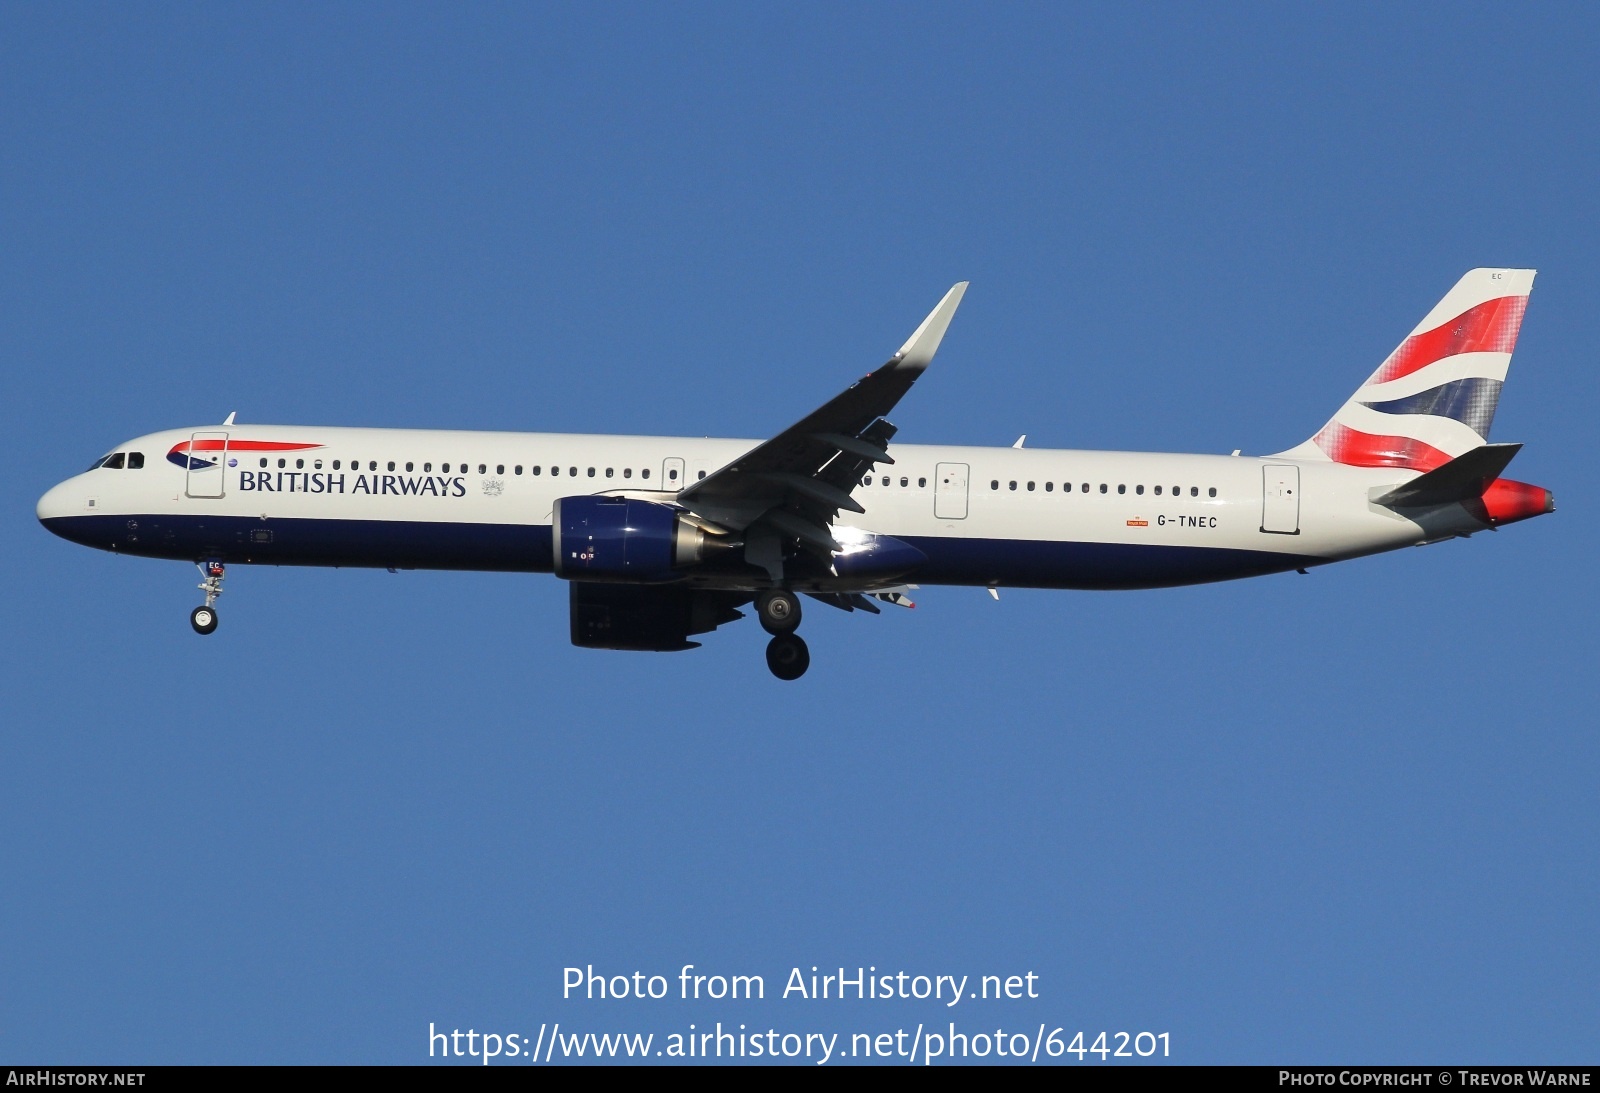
[37,479,78,527]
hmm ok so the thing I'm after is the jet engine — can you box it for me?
[552,496,730,582]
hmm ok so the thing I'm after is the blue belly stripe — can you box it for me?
[41,514,1316,590]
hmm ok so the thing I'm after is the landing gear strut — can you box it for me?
[766,633,810,681]
[191,561,224,635]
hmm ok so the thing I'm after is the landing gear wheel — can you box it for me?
[190,606,218,635]
[756,589,802,635]
[765,634,810,680]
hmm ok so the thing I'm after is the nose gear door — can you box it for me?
[185,431,230,499]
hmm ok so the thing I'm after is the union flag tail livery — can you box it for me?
[38,271,1555,679]
[1280,268,1535,471]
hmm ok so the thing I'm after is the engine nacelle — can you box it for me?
[552,496,725,582]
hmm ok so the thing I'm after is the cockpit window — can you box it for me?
[126,452,144,469]
[102,453,126,469]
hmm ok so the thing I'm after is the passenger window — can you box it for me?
[1136,485,1144,495]
[1154,485,1162,495]
[605,468,613,478]
[514,465,522,475]
[918,477,926,488]
[1190,486,1198,497]
[481,464,489,475]
[497,465,505,475]
[1099,484,1108,494]
[1117,484,1126,494]
[1081,483,1089,493]
[569,467,577,476]
[698,470,706,480]
[991,480,999,490]
[1209,487,1217,497]
[1026,481,1035,491]
[405,462,413,472]
[1045,481,1053,492]
[532,465,542,475]
[260,458,269,468]
[881,476,889,486]
[313,459,322,470]
[387,461,395,471]
[104,453,126,469]
[296,459,305,469]
[667,468,677,481]
[641,468,651,480]
[370,461,378,471]
[623,468,632,479]
[1008,481,1017,491]
[276,458,286,468]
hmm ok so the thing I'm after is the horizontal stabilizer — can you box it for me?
[1375,443,1522,508]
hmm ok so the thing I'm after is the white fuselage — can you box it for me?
[37,423,1457,591]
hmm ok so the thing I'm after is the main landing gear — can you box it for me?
[757,589,808,680]
[191,561,224,635]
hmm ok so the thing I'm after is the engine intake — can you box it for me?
[553,496,728,582]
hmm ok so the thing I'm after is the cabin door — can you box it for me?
[184,431,229,499]
[935,462,970,520]
[1261,465,1300,534]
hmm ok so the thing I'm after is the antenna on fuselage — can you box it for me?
[223,411,237,426]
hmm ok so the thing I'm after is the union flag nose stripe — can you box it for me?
[1372,295,1527,385]
[165,439,324,470]
[166,440,324,455]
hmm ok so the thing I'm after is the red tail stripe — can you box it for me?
[1313,422,1452,472]
[1373,295,1527,385]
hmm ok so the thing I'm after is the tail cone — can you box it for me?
[1480,478,1554,526]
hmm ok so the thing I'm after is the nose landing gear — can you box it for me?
[191,561,224,635]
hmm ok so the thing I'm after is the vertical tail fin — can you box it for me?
[1277,268,1536,471]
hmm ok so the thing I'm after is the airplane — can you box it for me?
[36,269,1552,680]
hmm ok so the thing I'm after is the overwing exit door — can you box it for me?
[662,457,686,492]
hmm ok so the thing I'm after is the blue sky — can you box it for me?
[3,3,1596,1065]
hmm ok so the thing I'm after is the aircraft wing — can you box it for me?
[676,283,967,557]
